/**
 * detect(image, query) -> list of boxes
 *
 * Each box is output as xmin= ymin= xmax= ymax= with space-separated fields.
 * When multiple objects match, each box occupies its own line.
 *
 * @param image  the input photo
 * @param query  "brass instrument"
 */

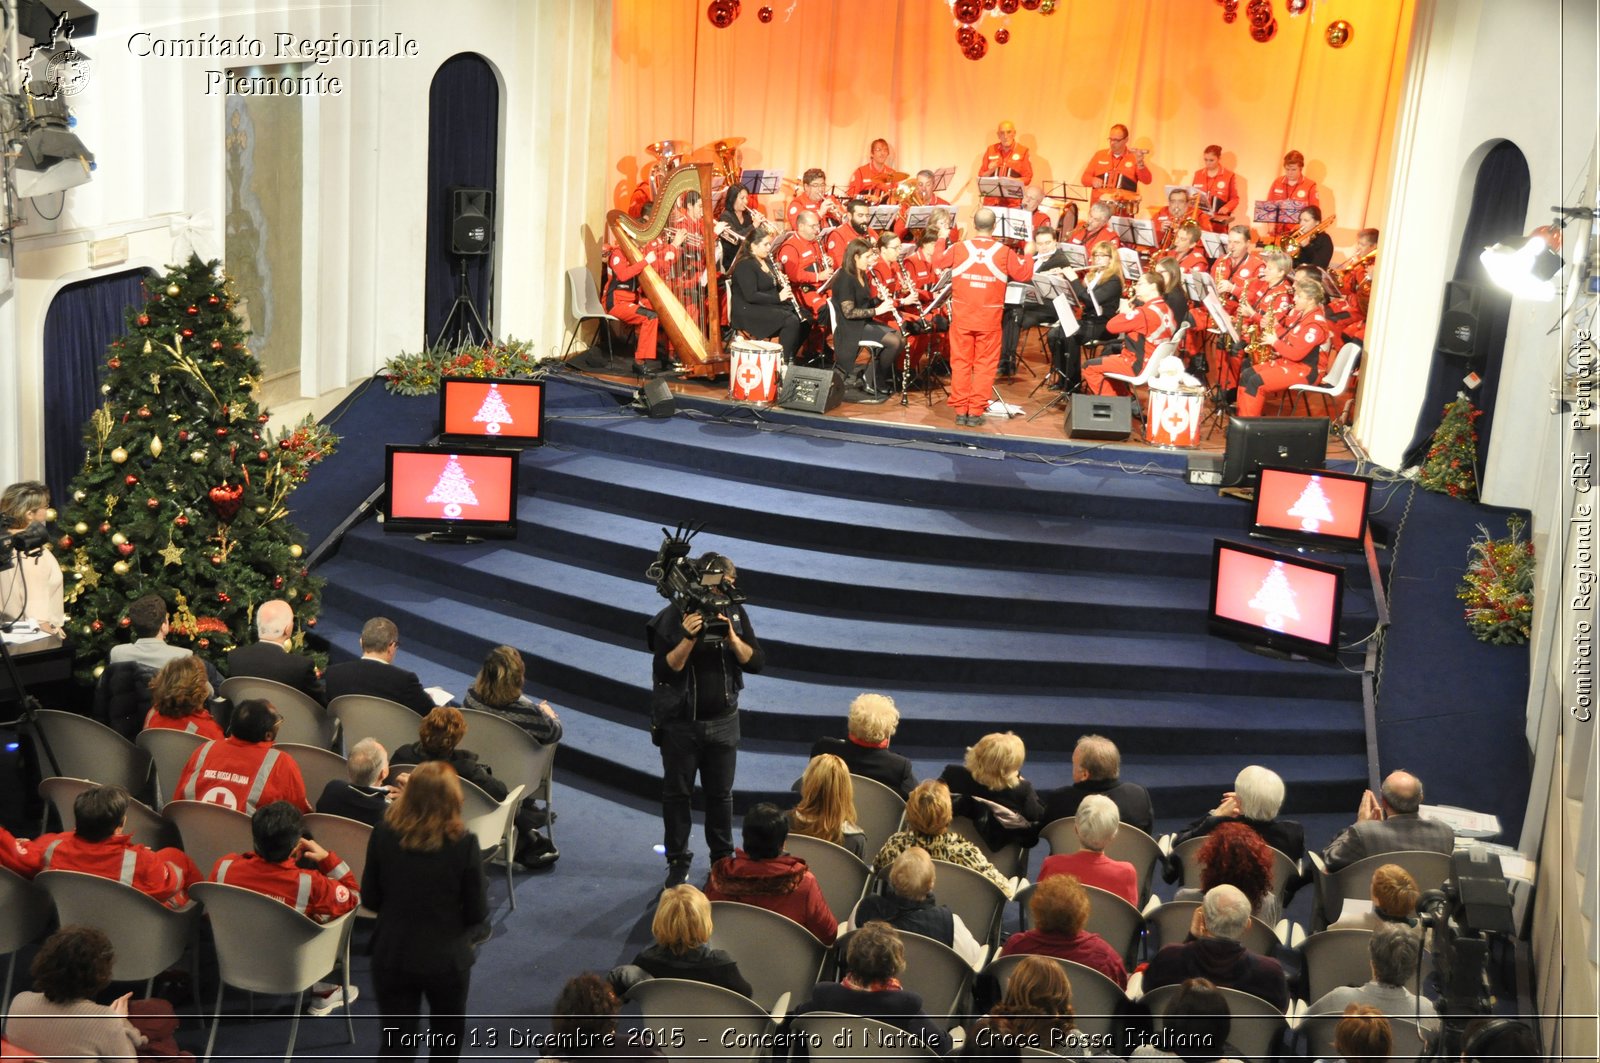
xmin=1249 ymin=307 xmax=1279 ymax=364
xmin=707 ymin=137 xmax=745 ymax=187
xmin=1282 ymin=213 xmax=1336 ymax=258
xmin=1328 ymin=246 xmax=1376 ymax=284
xmin=1154 ymin=207 xmax=1191 ymax=256
xmin=645 ymin=139 xmax=687 ymax=199
xmin=892 ymin=177 xmax=925 ymax=207
xmin=605 ymin=164 xmax=726 ymax=378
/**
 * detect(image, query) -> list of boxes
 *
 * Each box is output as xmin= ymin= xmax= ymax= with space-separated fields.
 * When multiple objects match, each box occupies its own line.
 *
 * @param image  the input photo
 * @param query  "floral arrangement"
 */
xmin=1458 ymin=514 xmax=1535 ymax=644
xmin=382 ymin=337 xmax=543 ymax=395
xmin=1418 ymin=393 xmax=1480 ymax=500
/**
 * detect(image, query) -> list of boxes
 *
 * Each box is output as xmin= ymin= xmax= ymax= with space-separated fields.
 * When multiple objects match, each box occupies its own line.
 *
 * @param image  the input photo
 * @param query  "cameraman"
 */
xmin=647 ymin=552 xmax=764 ymax=890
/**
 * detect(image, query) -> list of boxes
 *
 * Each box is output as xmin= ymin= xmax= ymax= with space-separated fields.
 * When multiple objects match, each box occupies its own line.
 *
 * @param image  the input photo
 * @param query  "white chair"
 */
xmin=1287 ymin=341 xmax=1361 ymax=417
xmin=626 ymin=977 xmax=785 ymax=1062
xmin=984 ymin=955 xmax=1127 ymax=1042
xmin=36 ymin=870 xmax=202 ymax=997
xmin=791 ymin=1011 xmax=942 ymax=1061
xmin=949 ymin=815 xmax=1028 ymax=880
xmin=849 ymin=775 xmax=906 ymax=860
xmin=895 ymin=931 xmax=972 ymax=1031
xmin=1040 ymin=817 xmax=1164 ymax=904
xmin=460 ymin=708 xmax=557 ymax=847
xmin=164 ymin=799 xmax=256 ymax=879
xmin=1144 ymin=900 xmax=1279 ymax=957
xmin=38 ymin=777 xmax=178 ymax=853
xmin=785 ymin=833 xmax=870 ymax=926
xmin=563 ymin=265 xmax=618 ymax=358
xmin=136 ymin=728 xmax=209 ymax=809
xmin=189 ymin=881 xmax=355 ymax=1062
xmin=220 ymin=676 xmax=336 ymax=749
xmin=276 ymin=743 xmax=351 ymax=808
xmin=1319 ymin=851 xmax=1454 ymax=928
xmin=1300 ymin=927 xmax=1432 ymax=1002
xmin=1171 ymin=836 xmax=1301 ymax=908
xmin=0 ymin=868 xmax=53 ymax=1021
xmin=301 ymin=813 xmax=375 ymax=917
xmin=465 ymin=782 xmax=526 ymax=910
xmin=327 ymin=695 xmax=422 ymax=758
xmin=1143 ymin=982 xmax=1289 ymax=1061
xmin=29 ymin=710 xmax=152 ymax=817
xmin=709 ymin=900 xmax=829 ymax=1017
xmin=1014 ymin=882 xmax=1146 ymax=967
xmin=929 ymin=858 xmax=1009 ymax=947
xmin=1101 ymin=338 xmax=1180 ymax=433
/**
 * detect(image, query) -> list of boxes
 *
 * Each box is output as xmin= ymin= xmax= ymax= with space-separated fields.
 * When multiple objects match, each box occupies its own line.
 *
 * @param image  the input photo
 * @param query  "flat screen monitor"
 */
xmin=1252 ymin=465 xmax=1372 ymax=551
xmin=1221 ymin=415 xmax=1330 ymax=488
xmin=383 ymin=444 xmax=519 ymax=540
xmin=439 ymin=376 xmax=545 ymax=445
xmin=1208 ymin=538 xmax=1345 ymax=661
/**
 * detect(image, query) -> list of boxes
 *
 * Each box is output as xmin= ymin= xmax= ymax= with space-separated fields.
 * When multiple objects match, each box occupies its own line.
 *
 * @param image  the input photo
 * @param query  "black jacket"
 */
xmin=227 ymin=641 xmax=325 ymax=705
xmin=391 ymin=744 xmax=507 ymax=802
xmin=315 ymin=780 xmax=389 ymax=827
xmin=1040 ymin=777 xmax=1155 ymax=836
xmin=324 ymin=657 xmax=438 ymax=716
xmin=631 ymin=943 xmax=753 ymax=999
xmin=362 ymin=823 xmax=488 ymax=975
xmin=810 ymin=737 xmax=917 ymax=799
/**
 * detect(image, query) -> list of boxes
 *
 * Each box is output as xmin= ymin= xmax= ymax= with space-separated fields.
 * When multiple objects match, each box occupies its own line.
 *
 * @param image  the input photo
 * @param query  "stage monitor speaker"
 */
xmin=1067 ymin=393 xmax=1132 ymax=440
xmin=777 ymin=365 xmax=844 ymax=413
xmin=450 ymin=188 xmax=493 ymax=256
xmin=1436 ymin=279 xmax=1481 ymax=357
xmin=640 ymin=379 xmax=676 ymax=418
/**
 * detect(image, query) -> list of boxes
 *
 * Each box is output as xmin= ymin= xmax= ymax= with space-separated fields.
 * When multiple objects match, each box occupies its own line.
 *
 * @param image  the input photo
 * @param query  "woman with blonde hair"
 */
xmin=811 ymin=692 xmax=916 ymax=797
xmin=874 ymin=779 xmax=1014 ymax=895
xmin=788 ymin=753 xmax=866 ymax=857
xmin=968 ymin=954 xmax=1096 ymax=1058
xmin=626 ymin=884 xmax=752 ymax=998
xmin=142 ymin=656 xmax=223 ymax=740
xmin=363 ymin=761 xmax=487 ymax=1060
xmin=0 ymin=480 xmax=63 ymax=635
xmin=939 ymin=731 xmax=1045 ymax=847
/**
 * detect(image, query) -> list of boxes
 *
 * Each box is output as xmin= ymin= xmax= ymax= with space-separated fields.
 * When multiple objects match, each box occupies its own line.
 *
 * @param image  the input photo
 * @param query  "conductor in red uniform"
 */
xmin=979 ymin=121 xmax=1033 ymax=207
xmin=932 ymin=207 xmax=1034 ymax=427
xmin=1081 ymin=125 xmax=1152 ymax=206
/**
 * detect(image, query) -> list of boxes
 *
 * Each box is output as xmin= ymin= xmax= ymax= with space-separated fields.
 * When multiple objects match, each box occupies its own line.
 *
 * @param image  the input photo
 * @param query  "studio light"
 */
xmin=10 ymin=93 xmax=95 ymax=198
xmin=1480 ymin=227 xmax=1565 ymax=302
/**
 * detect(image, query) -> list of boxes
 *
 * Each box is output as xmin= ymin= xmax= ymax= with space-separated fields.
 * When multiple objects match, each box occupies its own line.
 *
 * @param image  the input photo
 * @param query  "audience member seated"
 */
xmin=3 ymin=925 xmax=189 ymax=1062
xmin=1040 ymin=735 xmax=1155 ymax=836
xmin=1328 ymin=864 xmax=1421 ymax=932
xmin=97 ymin=593 xmax=223 ymax=738
xmin=794 ymin=921 xmax=951 ymax=1055
xmin=876 ymin=780 xmax=1015 ymax=897
xmin=938 ymin=731 xmax=1046 ymax=848
xmin=545 ymin=973 xmax=665 ymax=1063
xmin=811 ymin=693 xmax=917 ymax=798
xmin=316 ymin=737 xmax=400 ymax=827
xmin=1128 ymin=977 xmax=1238 ymax=1061
xmin=1142 ymin=885 xmax=1289 ymax=1011
xmin=1305 ymin=923 xmax=1438 ymax=1037
xmin=173 ymin=698 xmax=311 ymax=813
xmin=1459 ymin=1017 xmax=1540 ymax=1063
xmin=1321 ymin=771 xmax=1454 ymax=873
xmin=966 ymin=954 xmax=1099 ymax=1059
xmin=226 ymin=598 xmax=325 ymax=704
xmin=1171 ymin=765 xmax=1305 ymax=863
xmin=3 ymin=784 xmax=200 ymax=908
xmin=210 ymin=800 xmax=362 ymax=923
xmin=623 ymin=883 xmax=753 ymax=997
xmin=464 ymin=645 xmax=563 ymax=745
xmin=788 ymin=753 xmax=867 ymax=858
xmin=141 ymin=656 xmax=224 ymax=741
xmin=1326 ymin=1004 xmax=1392 ymax=1063
xmin=1000 ymin=874 xmax=1128 ymax=988
xmin=0 ymin=480 xmax=64 ymax=636
xmin=1173 ymin=822 xmax=1281 ymax=925
xmin=1037 ymin=794 xmax=1138 ymax=907
xmin=323 ymin=616 xmax=444 ymax=715
xmin=849 ymin=847 xmax=985 ymax=969
xmin=705 ymin=802 xmax=837 ymax=944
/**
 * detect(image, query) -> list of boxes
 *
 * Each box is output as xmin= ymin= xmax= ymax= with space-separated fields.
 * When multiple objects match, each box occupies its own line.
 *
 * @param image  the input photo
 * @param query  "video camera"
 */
xmin=1417 ymin=848 xmax=1517 ymax=1022
xmin=0 ymin=522 xmax=50 ymax=574
xmin=647 ymin=521 xmax=745 ymax=646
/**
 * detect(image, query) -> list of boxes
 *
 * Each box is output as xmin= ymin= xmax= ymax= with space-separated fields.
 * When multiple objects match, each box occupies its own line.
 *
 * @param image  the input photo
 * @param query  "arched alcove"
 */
xmin=423 ymin=53 xmax=502 ymax=348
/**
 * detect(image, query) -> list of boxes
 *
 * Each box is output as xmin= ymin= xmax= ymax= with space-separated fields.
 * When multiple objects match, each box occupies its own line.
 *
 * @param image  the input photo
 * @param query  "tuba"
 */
xmin=645 ymin=139 xmax=687 ymax=200
xmin=710 ymin=138 xmax=743 ymax=188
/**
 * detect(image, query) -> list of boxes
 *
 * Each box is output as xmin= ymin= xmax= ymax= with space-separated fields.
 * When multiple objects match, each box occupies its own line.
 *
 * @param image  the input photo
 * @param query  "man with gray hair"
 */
xmin=1322 ymin=770 xmax=1454 ymax=873
xmin=1306 ymin=922 xmax=1439 ymax=1036
xmin=1142 ymin=884 xmax=1289 ymax=1009
xmin=1040 ymin=734 xmax=1155 ymax=835
xmin=1036 ymin=793 xmax=1138 ymax=906
xmin=323 ymin=616 xmax=446 ymax=715
xmin=1172 ymin=764 xmax=1306 ymax=862
xmin=314 ymin=737 xmax=398 ymax=827
xmin=227 ymin=598 xmax=325 ymax=704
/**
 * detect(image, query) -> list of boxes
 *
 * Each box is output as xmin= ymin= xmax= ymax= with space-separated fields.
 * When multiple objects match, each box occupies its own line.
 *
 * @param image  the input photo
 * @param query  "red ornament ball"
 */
xmin=965 ymin=32 xmax=989 ymax=59
xmin=198 ymin=638 xmax=210 ymax=649
xmin=306 ymin=617 xmax=317 ymax=628
xmin=258 ymin=451 xmax=269 ymax=461
xmin=258 ymin=413 xmax=270 ymax=424
xmin=706 ymin=0 xmax=739 ymax=28
xmin=995 ymin=27 xmax=1010 ymax=43
xmin=1248 ymin=0 xmax=1272 ymax=27
xmin=186 ymin=305 xmax=199 ymax=316
xmin=210 ymin=554 xmax=224 ymax=566
xmin=58 ymin=535 xmax=73 ymax=550
xmin=758 ymin=5 xmax=772 ymax=21
xmin=982 ymin=0 xmax=997 ymax=9
xmin=108 ymin=357 xmax=121 ymax=370
xmin=1000 ymin=0 xmax=1020 ymax=12
xmin=953 ymin=0 xmax=982 ymax=23
xmin=211 ymin=340 xmax=223 ymax=351
xmin=218 ymin=592 xmax=230 ymax=604
xmin=215 ymin=427 xmax=229 ymax=438
xmin=1022 ymin=0 xmax=1040 ymax=8
xmin=178 ymin=430 xmax=190 ymax=442
xmin=91 ymin=619 xmax=103 ymax=633
xmin=137 ymin=314 xmax=149 ymax=327
xmin=1223 ymin=4 xmax=1237 ymax=21
xmin=958 ymin=25 xmax=976 ymax=45
xmin=175 ymin=514 xmax=189 ymax=527
xmin=118 ymin=616 xmax=130 ymax=627
xmin=303 ymin=592 xmax=314 ymax=602
xmin=181 ymin=328 xmax=194 ymax=338
xmin=137 ymin=406 xmax=151 ymax=418
xmin=208 ymin=295 xmax=220 ymax=306
xmin=117 ymin=542 xmax=135 ymax=557
xmin=124 ymin=475 xmax=138 ymax=486
xmin=273 ymin=576 xmax=284 ymax=589
xmin=146 ymin=497 xmax=159 ymax=509
xmin=1251 ymin=16 xmax=1277 ymax=40
xmin=98 ymin=522 xmax=111 ymax=534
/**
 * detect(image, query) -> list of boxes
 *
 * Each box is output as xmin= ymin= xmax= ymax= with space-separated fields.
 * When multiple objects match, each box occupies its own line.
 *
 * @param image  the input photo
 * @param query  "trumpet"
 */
xmin=1281 ymin=213 xmax=1336 ymax=258
xmin=1329 ymin=246 xmax=1376 ymax=283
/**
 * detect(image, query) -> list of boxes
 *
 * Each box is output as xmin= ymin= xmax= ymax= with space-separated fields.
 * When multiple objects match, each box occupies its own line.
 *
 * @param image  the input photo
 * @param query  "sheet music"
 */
xmin=868 ymin=204 xmax=900 ymax=231
xmin=1200 ymin=230 xmax=1230 ymax=259
xmin=1053 ymin=296 xmax=1080 ymax=337
xmin=1005 ymin=282 xmax=1029 ymax=307
xmin=1118 ymin=247 xmax=1144 ymax=281
xmin=932 ymin=166 xmax=956 ymax=192
xmin=905 ymin=205 xmax=945 ymax=230
xmin=990 ymin=207 xmax=1032 ymax=243
xmin=1204 ymin=290 xmax=1237 ymax=343
xmin=1110 ymin=216 xmax=1158 ymax=249
xmin=1184 ymin=271 xmax=1218 ymax=302
xmin=978 ymin=176 xmax=1025 ymax=201
xmin=1062 ymin=242 xmax=1088 ymax=268
xmin=1253 ymin=198 xmax=1306 ymax=225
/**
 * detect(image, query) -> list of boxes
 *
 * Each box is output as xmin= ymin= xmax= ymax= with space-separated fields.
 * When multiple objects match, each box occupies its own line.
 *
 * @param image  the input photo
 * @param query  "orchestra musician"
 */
xmin=668 ymin=191 xmax=711 ymax=324
xmin=788 ymin=168 xmax=845 ymax=231
xmin=1265 ymin=150 xmax=1320 ymax=237
xmin=1082 ymin=270 xmax=1178 ymax=397
xmin=1239 ymin=252 xmax=1296 ymax=329
xmin=1166 ymin=222 xmax=1214 ymax=370
xmin=832 ymin=237 xmax=904 ymax=401
xmin=932 ymin=207 xmax=1035 ymax=427
xmin=1194 ymin=145 xmax=1240 ymax=233
xmin=848 ymin=139 xmax=899 ymax=204
xmin=1212 ymin=223 xmax=1266 ymax=320
xmin=1021 ymin=186 xmax=1051 ymax=233
xmin=603 ymin=207 xmax=684 ymax=376
xmin=1154 ymin=188 xmax=1194 ymax=246
xmin=1332 ymin=227 xmax=1378 ymax=344
xmin=729 ymin=229 xmax=811 ymax=364
xmin=1045 ymin=239 xmax=1126 ymax=393
xmin=1152 ymin=257 xmax=1196 ymax=341
xmin=717 ymin=184 xmax=768 ymax=267
xmin=777 ymin=210 xmax=834 ymax=318
xmin=1287 ymin=204 xmax=1334 ymax=270
xmin=1065 ymin=200 xmax=1122 ymax=252
xmin=1171 ymin=222 xmax=1211 ymax=275
xmin=979 ymin=121 xmax=1033 ymax=207
xmin=1234 ymin=278 xmax=1334 ymax=417
xmin=894 ymin=169 xmax=953 ymax=240
xmin=905 ymin=229 xmax=951 ymax=372
xmin=825 ymin=199 xmax=874 ymax=270
xmin=1001 ymin=225 xmax=1072 ymax=379
xmin=1081 ymin=124 xmax=1152 ymax=206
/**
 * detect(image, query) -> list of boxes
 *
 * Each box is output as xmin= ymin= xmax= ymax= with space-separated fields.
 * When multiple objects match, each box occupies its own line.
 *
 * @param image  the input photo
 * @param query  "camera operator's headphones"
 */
xmin=1462 ymin=1017 xmax=1534 ymax=1061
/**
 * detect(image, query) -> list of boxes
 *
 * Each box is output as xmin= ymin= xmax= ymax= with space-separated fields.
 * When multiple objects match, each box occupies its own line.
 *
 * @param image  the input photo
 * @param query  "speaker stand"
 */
xmin=433 ymin=257 xmax=495 ymax=349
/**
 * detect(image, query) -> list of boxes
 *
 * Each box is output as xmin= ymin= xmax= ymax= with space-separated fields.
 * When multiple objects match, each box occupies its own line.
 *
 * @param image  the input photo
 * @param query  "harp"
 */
xmin=604 ymin=163 xmax=726 ymax=378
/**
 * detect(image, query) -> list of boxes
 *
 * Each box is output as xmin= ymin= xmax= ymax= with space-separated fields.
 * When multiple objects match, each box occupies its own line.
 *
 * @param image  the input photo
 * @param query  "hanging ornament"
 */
xmin=958 ymin=25 xmax=976 ymax=45
xmin=150 ymin=436 xmax=163 ymax=458
xmin=90 ymin=619 xmax=103 ymax=633
xmin=1222 ymin=3 xmax=1237 ymax=21
xmin=190 ymin=449 xmax=208 ymax=465
xmin=124 ymin=474 xmax=138 ymax=486
xmin=1022 ymin=0 xmax=1040 ymax=7
xmin=1247 ymin=0 xmax=1272 ymax=28
xmin=146 ymin=497 xmax=160 ymax=510
xmin=965 ymin=31 xmax=989 ymax=58
xmin=209 ymin=554 xmax=224 ymax=566
xmin=137 ymin=406 xmax=151 ymax=419
xmin=74 ymin=490 xmax=86 ymax=502
xmin=98 ymin=521 xmax=111 ymax=534
xmin=108 ymin=357 xmax=121 ymax=370
xmin=706 ymin=0 xmax=739 ymax=28
xmin=273 ymin=575 xmax=284 ymax=589
xmin=59 ymin=535 xmax=73 ymax=549
xmin=953 ymin=0 xmax=982 ymax=23
xmin=218 ymin=591 xmax=231 ymax=604
xmin=211 ymin=340 xmax=223 ymax=351
xmin=186 ymin=305 xmax=198 ymax=316
xmin=258 ymin=451 xmax=269 ymax=462
xmin=175 ymin=514 xmax=189 ymax=527
xmin=1325 ymin=19 xmax=1353 ymax=47
xmin=306 ymin=617 xmax=316 ymax=628
xmin=1251 ymin=16 xmax=1277 ymax=41
xmin=73 ymin=521 xmax=88 ymax=534
xmin=178 ymin=430 xmax=190 ymax=442
xmin=1039 ymin=0 xmax=1057 ymax=13
xmin=112 ymin=560 xmax=130 ymax=575
xmin=159 ymin=540 xmax=185 ymax=566
xmin=166 ymin=282 xmax=180 ymax=296
xmin=137 ymin=314 xmax=149 ymax=327
xmin=995 ymin=27 xmax=1010 ymax=43
xmin=208 ymin=295 xmax=220 ymax=306
xmin=215 ymin=427 xmax=229 ymax=438
xmin=117 ymin=542 xmax=135 ymax=557
xmin=289 ymin=544 xmax=304 ymax=559
xmin=111 ymin=447 xmax=128 ymax=464
xmin=999 ymin=0 xmax=1020 ymax=12
xmin=181 ymin=328 xmax=194 ymax=338
xmin=111 ymin=532 xmax=127 ymax=545
xmin=982 ymin=0 xmax=998 ymax=9
xmin=758 ymin=5 xmax=772 ymax=21
xmin=208 ymin=482 xmax=245 ymax=521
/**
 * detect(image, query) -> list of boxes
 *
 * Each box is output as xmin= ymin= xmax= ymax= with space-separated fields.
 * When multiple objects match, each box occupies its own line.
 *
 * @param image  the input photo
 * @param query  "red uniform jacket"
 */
xmin=210 ymin=849 xmax=361 ymax=923
xmin=1106 ymin=299 xmax=1179 ymax=367
xmin=1242 ymin=277 xmax=1294 ymax=322
xmin=1266 ymin=175 xmax=1320 ymax=234
xmin=902 ymin=251 xmax=940 ymax=303
xmin=1271 ymin=306 xmax=1333 ymax=374
xmin=174 ymin=737 xmax=311 ymax=814
xmin=787 ymin=193 xmax=842 ymax=230
xmin=0 ymin=826 xmax=32 ymax=877
xmin=1065 ymin=223 xmax=1122 ymax=253
xmin=142 ymin=709 xmax=224 ymax=742
xmin=823 ymin=225 xmax=868 ymax=271
xmin=777 ymin=236 xmax=831 ymax=311
xmin=1154 ymin=208 xmax=1198 ymax=243
xmin=931 ymin=236 xmax=1034 ymax=331
xmin=1178 ymin=246 xmax=1212 ymax=274
xmin=1212 ymin=251 xmax=1266 ymax=314
xmin=603 ymin=245 xmax=654 ymax=313
xmin=24 ymin=831 xmax=200 ymax=908
xmin=1081 ymin=150 xmax=1152 ymax=203
xmin=1030 ymin=209 xmax=1052 ymax=233
xmin=979 ymin=143 xmax=1033 ymax=205
xmin=847 ymin=163 xmax=897 ymax=203
xmin=1195 ymin=168 xmax=1240 ymax=231
xmin=893 ymin=194 xmax=952 ymax=239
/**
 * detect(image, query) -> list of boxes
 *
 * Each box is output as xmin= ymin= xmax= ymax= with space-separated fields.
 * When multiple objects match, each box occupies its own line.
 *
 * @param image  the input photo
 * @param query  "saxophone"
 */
xmin=1250 ymin=307 xmax=1278 ymax=364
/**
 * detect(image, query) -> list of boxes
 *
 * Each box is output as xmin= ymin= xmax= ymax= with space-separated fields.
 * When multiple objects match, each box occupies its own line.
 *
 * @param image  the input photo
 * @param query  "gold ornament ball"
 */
xmin=254 ymin=505 xmax=266 ymax=514
xmin=191 ymin=451 xmax=207 ymax=464
xmin=93 ymin=663 xmax=105 ymax=679
xmin=289 ymin=544 xmax=303 ymax=559
xmin=101 ymin=384 xmax=112 ymax=394
xmin=167 ymin=282 xmax=181 ymax=296
xmin=45 ymin=507 xmax=57 ymax=522
xmin=150 ymin=436 xmax=164 ymax=458
xmin=112 ymin=560 xmax=130 ymax=575
xmin=73 ymin=490 xmax=86 ymax=502
xmin=111 ymin=446 xmax=129 ymax=463
xmin=74 ymin=521 xmax=88 ymax=534
xmin=111 ymin=532 xmax=127 ymax=545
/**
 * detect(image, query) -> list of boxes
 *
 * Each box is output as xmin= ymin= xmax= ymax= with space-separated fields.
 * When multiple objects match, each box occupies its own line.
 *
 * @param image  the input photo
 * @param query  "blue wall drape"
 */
xmin=42 ymin=270 xmax=154 ymax=507
xmin=424 ymin=53 xmax=500 ymax=347
xmin=1403 ymin=141 xmax=1530 ymax=470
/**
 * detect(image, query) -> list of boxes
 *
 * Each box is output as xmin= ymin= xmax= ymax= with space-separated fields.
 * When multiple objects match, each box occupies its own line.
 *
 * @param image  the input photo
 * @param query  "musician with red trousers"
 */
xmin=604 ymin=208 xmax=684 ymax=375
xmin=1082 ymin=271 xmax=1178 ymax=397
xmin=932 ymin=208 xmax=1034 ymax=427
xmin=1235 ymin=279 xmax=1333 ymax=417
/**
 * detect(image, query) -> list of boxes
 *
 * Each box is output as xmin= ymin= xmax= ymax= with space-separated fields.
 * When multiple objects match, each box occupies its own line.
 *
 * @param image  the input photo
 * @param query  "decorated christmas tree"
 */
xmin=472 ymin=383 xmax=513 ymax=434
xmin=425 ymin=455 xmax=479 ymax=518
xmin=55 ymin=256 xmax=337 ymax=680
xmin=1418 ymin=393 xmax=1480 ymax=500
xmin=1287 ymin=476 xmax=1335 ymax=532
xmin=1247 ymin=561 xmax=1300 ymax=632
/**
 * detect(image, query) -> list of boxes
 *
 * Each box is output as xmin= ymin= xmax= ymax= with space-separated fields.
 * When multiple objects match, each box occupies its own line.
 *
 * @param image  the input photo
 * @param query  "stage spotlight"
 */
xmin=10 ymin=94 xmax=95 ymax=198
xmin=1480 ymin=229 xmax=1564 ymax=302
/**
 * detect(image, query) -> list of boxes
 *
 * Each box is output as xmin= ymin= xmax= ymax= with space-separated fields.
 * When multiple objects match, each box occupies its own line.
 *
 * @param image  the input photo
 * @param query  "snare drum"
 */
xmin=1147 ymin=383 xmax=1205 ymax=448
xmin=729 ymin=339 xmax=783 ymax=404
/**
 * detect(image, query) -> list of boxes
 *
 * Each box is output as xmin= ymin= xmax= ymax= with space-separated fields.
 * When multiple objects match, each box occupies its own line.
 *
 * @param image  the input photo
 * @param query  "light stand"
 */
xmin=432 ymin=256 xmax=494 ymax=349
xmin=0 ymin=528 xmax=64 ymax=780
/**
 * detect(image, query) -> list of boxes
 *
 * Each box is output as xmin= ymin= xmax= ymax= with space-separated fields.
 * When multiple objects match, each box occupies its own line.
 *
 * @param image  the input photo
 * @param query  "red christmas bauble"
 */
xmin=706 ymin=0 xmax=738 ymax=28
xmin=215 ymin=427 xmax=228 ymax=438
xmin=137 ymin=406 xmax=151 ymax=418
xmin=1022 ymin=0 xmax=1041 ymax=8
xmin=258 ymin=413 xmax=270 ymax=423
xmin=137 ymin=314 xmax=149 ymax=326
xmin=982 ymin=0 xmax=998 ymax=9
xmin=258 ymin=450 xmax=269 ymax=461
xmin=181 ymin=328 xmax=194 ymax=338
xmin=178 ymin=430 xmax=190 ymax=442
xmin=306 ymin=617 xmax=317 ymax=628
xmin=218 ymin=592 xmax=230 ymax=604
xmin=965 ymin=32 xmax=989 ymax=58
xmin=175 ymin=514 xmax=189 ymax=527
xmin=59 ymin=535 xmax=73 ymax=549
xmin=958 ymin=25 xmax=976 ymax=45
xmin=1248 ymin=0 xmax=1272 ymax=27
xmin=995 ymin=27 xmax=1011 ymax=43
xmin=146 ymin=497 xmax=159 ymax=509
xmin=117 ymin=542 xmax=135 ymax=557
xmin=124 ymin=475 xmax=138 ymax=486
xmin=1223 ymin=5 xmax=1237 ymax=21
xmin=208 ymin=295 xmax=220 ymax=306
xmin=273 ymin=576 xmax=284 ymax=589
xmin=999 ymin=0 xmax=1020 ymax=12
xmin=186 ymin=305 xmax=199 ymax=316
xmin=210 ymin=554 xmax=223 ymax=566
xmin=1251 ymin=16 xmax=1277 ymax=40
xmin=98 ymin=522 xmax=111 ymax=534
xmin=108 ymin=357 xmax=121 ymax=370
xmin=118 ymin=616 xmax=129 ymax=627
xmin=303 ymin=592 xmax=314 ymax=602
xmin=211 ymin=340 xmax=223 ymax=351
xmin=953 ymin=0 xmax=982 ymax=23
xmin=198 ymin=638 xmax=210 ymax=649
xmin=91 ymin=619 xmax=103 ymax=633
xmin=758 ymin=5 xmax=772 ymax=21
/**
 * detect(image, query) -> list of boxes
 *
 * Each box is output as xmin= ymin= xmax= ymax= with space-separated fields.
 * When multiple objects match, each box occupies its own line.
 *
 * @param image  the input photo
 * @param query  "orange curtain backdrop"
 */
xmin=607 ymin=0 xmax=1413 ymax=247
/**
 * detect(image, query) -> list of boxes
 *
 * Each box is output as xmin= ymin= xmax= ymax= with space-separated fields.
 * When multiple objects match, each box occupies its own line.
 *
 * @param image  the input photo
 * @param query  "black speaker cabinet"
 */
xmin=1436 ymin=279 xmax=1481 ymax=357
xmin=1067 ymin=393 xmax=1133 ymax=440
xmin=777 ymin=365 xmax=844 ymax=413
xmin=450 ymin=188 xmax=493 ymax=256
xmin=640 ymin=378 xmax=676 ymax=418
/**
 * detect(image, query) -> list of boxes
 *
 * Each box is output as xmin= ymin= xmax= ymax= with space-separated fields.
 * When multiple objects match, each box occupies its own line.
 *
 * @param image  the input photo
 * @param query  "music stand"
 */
xmin=1254 ymin=199 xmax=1306 ymax=231
xmin=931 ymin=167 xmax=956 ymax=193
xmin=741 ymin=170 xmax=783 ymax=196
xmin=1025 ymin=273 xmax=1078 ymax=410
xmin=868 ymin=204 xmax=901 ymax=232
xmin=1062 ymin=242 xmax=1089 ymax=268
xmin=1045 ymin=182 xmax=1091 ymax=207
xmin=1117 ymin=247 xmax=1145 ymax=282
xmin=829 ymin=183 xmax=853 ymax=201
xmin=991 ymin=207 xmax=1033 ymax=245
xmin=1200 ymin=230 xmax=1231 ymax=260
xmin=917 ymin=284 xmax=955 ymax=406
xmin=978 ymin=176 xmax=1025 ymax=203
xmin=1110 ymin=216 xmax=1157 ymax=253
xmin=905 ymin=205 xmax=949 ymax=234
